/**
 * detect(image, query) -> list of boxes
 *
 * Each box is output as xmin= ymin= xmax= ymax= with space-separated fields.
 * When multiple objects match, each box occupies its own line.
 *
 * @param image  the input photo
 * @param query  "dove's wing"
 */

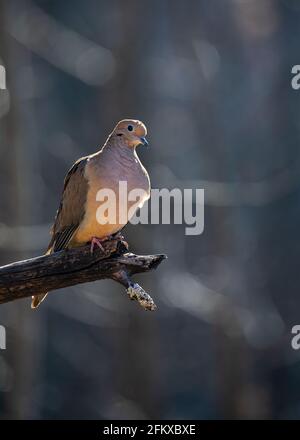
xmin=48 ymin=156 xmax=89 ymax=253
xmin=32 ymin=156 xmax=89 ymax=309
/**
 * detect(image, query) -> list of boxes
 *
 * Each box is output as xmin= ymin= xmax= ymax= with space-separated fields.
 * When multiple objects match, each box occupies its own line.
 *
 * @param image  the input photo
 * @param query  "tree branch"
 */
xmin=0 ymin=238 xmax=167 ymax=310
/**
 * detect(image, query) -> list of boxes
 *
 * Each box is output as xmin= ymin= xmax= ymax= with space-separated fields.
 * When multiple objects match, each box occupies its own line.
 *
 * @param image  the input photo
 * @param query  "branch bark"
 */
xmin=0 ymin=238 xmax=167 ymax=310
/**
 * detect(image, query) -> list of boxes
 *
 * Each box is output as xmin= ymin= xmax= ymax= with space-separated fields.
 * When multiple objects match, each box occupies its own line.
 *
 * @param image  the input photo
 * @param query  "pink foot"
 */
xmin=90 ymin=237 xmax=106 ymax=254
xmin=90 ymin=233 xmax=125 ymax=254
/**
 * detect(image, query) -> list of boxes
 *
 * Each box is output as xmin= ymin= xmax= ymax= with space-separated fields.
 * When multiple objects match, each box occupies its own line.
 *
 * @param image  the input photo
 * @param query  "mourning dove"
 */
xmin=31 ymin=119 xmax=150 ymax=308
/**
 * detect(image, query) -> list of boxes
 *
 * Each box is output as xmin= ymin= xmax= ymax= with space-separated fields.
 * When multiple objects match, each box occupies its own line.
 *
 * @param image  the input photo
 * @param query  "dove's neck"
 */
xmin=101 ymin=136 xmax=140 ymax=165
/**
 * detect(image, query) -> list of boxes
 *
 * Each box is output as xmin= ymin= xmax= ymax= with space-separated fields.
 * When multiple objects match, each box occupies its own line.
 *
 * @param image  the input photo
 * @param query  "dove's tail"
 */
xmin=31 ymin=247 xmax=52 ymax=309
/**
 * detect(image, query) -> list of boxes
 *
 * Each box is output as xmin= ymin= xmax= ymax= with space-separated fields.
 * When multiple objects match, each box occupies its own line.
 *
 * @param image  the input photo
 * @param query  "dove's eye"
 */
xmin=127 ymin=125 xmax=133 ymax=132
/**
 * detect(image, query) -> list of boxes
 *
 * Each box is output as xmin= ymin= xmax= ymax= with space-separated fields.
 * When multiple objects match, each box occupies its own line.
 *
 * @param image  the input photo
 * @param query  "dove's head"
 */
xmin=112 ymin=119 xmax=148 ymax=148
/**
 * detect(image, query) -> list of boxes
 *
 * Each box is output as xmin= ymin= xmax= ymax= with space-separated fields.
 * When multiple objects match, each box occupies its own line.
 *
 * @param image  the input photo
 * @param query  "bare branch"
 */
xmin=0 ymin=238 xmax=167 ymax=311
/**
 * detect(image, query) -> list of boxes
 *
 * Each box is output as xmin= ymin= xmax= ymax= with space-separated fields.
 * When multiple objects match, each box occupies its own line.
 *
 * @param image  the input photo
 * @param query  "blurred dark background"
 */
xmin=0 ymin=0 xmax=300 ymax=420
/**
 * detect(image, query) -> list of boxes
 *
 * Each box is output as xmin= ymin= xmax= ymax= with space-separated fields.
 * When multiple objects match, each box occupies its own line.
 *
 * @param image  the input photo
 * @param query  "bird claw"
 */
xmin=90 ymin=237 xmax=105 ymax=254
xmin=90 ymin=233 xmax=126 ymax=254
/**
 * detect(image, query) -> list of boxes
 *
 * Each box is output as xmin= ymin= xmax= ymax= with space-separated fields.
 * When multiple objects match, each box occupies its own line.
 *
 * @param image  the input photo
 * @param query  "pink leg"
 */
xmin=90 ymin=237 xmax=106 ymax=254
xmin=90 ymin=233 xmax=125 ymax=254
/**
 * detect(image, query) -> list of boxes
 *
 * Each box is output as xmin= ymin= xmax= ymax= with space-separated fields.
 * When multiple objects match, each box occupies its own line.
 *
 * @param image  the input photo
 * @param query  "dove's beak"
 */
xmin=140 ymin=137 xmax=149 ymax=148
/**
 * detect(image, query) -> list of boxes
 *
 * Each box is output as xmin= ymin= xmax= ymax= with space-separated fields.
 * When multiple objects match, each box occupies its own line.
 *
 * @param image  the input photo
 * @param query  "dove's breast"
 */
xmin=73 ymin=151 xmax=150 ymax=243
